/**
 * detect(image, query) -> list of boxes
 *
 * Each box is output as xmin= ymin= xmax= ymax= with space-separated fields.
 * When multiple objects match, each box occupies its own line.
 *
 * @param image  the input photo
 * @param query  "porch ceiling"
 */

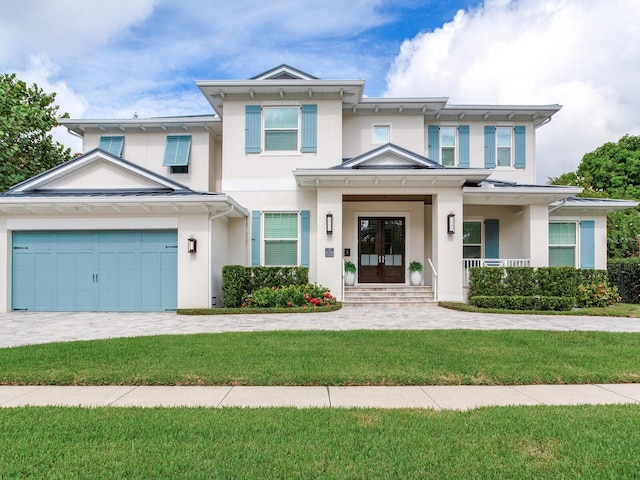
xmin=344 ymin=194 xmax=432 ymax=204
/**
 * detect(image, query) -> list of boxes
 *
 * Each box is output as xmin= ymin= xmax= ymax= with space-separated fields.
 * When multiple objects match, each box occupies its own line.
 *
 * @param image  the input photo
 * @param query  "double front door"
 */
xmin=358 ymin=217 xmax=405 ymax=283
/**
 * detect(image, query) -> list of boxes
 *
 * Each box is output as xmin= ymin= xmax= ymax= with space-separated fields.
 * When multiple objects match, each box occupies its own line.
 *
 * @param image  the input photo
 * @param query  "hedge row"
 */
xmin=221 ymin=266 xmax=309 ymax=308
xmin=469 ymin=295 xmax=575 ymax=311
xmin=608 ymin=258 xmax=640 ymax=304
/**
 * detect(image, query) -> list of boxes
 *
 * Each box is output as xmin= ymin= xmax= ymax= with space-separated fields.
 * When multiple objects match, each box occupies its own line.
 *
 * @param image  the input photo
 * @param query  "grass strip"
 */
xmin=439 ymin=301 xmax=640 ymax=317
xmin=1 ymin=330 xmax=640 ymax=385
xmin=1 ymin=405 xmax=639 ymax=479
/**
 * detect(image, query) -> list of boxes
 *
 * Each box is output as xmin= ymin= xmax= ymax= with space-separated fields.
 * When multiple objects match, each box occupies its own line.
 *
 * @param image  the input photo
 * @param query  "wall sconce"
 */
xmin=187 ymin=235 xmax=197 ymax=253
xmin=326 ymin=212 xmax=334 ymax=235
xmin=447 ymin=213 xmax=455 ymax=234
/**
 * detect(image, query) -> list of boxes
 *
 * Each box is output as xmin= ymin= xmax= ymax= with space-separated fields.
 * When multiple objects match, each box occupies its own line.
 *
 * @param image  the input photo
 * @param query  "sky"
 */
xmin=1 ymin=0 xmax=639 ymax=183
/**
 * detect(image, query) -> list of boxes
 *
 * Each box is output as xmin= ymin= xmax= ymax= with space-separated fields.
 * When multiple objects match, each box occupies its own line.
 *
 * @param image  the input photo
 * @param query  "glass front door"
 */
xmin=358 ymin=217 xmax=405 ymax=283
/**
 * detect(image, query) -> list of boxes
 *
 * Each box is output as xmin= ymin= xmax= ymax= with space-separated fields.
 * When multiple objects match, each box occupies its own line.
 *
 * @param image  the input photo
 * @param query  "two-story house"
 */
xmin=0 ymin=65 xmax=635 ymax=312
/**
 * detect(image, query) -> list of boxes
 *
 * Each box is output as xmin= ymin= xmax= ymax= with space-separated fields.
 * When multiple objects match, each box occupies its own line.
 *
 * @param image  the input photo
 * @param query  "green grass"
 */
xmin=1 ymin=405 xmax=639 ymax=478
xmin=2 ymin=330 xmax=640 ymax=385
xmin=440 ymin=301 xmax=640 ymax=317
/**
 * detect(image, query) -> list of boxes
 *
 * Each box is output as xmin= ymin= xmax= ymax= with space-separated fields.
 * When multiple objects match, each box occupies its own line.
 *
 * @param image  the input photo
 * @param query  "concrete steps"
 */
xmin=343 ymin=285 xmax=436 ymax=307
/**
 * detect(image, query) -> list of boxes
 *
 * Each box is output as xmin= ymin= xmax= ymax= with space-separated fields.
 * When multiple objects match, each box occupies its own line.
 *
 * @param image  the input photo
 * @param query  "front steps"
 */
xmin=342 ymin=285 xmax=436 ymax=307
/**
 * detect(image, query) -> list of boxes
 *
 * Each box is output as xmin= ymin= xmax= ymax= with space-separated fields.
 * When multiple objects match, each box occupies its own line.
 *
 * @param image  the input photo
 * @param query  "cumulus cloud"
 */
xmin=385 ymin=0 xmax=640 ymax=182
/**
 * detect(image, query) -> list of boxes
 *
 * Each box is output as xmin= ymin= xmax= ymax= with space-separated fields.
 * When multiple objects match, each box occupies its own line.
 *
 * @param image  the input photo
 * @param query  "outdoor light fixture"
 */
xmin=447 ymin=213 xmax=455 ymax=234
xmin=326 ymin=212 xmax=334 ymax=235
xmin=187 ymin=236 xmax=197 ymax=253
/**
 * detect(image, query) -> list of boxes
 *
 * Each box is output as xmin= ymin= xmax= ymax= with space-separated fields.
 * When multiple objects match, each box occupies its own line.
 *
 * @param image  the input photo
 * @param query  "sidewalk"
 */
xmin=2 ymin=384 xmax=640 ymax=410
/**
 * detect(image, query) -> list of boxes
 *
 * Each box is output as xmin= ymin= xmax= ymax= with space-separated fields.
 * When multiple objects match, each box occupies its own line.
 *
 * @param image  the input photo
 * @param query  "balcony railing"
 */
xmin=463 ymin=258 xmax=531 ymax=285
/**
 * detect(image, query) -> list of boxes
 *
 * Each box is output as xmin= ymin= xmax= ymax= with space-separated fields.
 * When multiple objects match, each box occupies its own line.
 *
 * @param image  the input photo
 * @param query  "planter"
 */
xmin=344 ymin=271 xmax=356 ymax=286
xmin=410 ymin=270 xmax=422 ymax=286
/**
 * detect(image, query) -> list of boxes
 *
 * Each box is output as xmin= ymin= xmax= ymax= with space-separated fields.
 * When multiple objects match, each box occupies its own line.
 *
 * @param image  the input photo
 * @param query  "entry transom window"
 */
xmin=373 ymin=125 xmax=390 ymax=144
xmin=549 ymin=222 xmax=576 ymax=266
xmin=496 ymin=127 xmax=512 ymax=167
xmin=463 ymin=221 xmax=482 ymax=258
xmin=440 ymin=127 xmax=456 ymax=166
xmin=264 ymin=212 xmax=299 ymax=265
xmin=264 ymin=107 xmax=299 ymax=151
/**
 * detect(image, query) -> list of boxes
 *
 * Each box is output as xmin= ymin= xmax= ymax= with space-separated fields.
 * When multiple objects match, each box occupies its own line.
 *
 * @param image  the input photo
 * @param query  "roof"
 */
xmin=335 ymin=143 xmax=444 ymax=170
xmin=59 ymin=115 xmax=220 ymax=137
xmin=549 ymin=197 xmax=639 ymax=215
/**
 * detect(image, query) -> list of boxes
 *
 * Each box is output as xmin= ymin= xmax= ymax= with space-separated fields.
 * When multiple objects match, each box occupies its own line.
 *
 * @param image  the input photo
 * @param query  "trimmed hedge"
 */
xmin=608 ymin=258 xmax=640 ymax=304
xmin=221 ymin=266 xmax=309 ymax=308
xmin=469 ymin=295 xmax=575 ymax=311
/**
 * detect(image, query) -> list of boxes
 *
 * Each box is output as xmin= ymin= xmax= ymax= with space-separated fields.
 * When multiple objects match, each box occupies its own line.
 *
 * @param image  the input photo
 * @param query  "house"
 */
xmin=0 ymin=65 xmax=635 ymax=312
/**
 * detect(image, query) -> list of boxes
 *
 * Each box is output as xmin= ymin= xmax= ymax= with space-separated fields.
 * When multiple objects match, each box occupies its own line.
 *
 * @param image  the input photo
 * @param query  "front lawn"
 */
xmin=440 ymin=301 xmax=640 ymax=317
xmin=2 ymin=330 xmax=640 ymax=385
xmin=1 ymin=405 xmax=639 ymax=478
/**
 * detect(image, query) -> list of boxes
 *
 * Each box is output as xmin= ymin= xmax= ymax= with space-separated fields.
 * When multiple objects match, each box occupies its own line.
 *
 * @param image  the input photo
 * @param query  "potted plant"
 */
xmin=409 ymin=261 xmax=423 ymax=286
xmin=344 ymin=261 xmax=356 ymax=286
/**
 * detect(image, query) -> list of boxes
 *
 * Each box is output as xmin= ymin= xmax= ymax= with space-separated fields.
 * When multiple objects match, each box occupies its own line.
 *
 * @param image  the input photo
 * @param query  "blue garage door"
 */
xmin=12 ymin=230 xmax=177 ymax=312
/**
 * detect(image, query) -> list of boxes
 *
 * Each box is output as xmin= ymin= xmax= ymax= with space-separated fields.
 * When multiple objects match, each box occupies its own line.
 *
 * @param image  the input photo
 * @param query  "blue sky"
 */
xmin=1 ymin=0 xmax=638 ymax=182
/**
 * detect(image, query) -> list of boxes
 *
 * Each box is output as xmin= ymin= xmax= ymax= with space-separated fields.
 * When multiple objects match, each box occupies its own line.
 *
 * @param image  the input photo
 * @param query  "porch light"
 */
xmin=187 ymin=236 xmax=197 ymax=253
xmin=447 ymin=213 xmax=455 ymax=234
xmin=326 ymin=212 xmax=334 ymax=235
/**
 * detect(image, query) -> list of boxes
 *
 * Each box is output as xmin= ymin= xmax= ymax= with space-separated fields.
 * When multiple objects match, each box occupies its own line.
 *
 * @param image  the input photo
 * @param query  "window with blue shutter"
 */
xmin=251 ymin=211 xmax=261 ymax=266
xmin=514 ymin=125 xmax=526 ymax=169
xmin=484 ymin=219 xmax=499 ymax=259
xmin=458 ymin=125 xmax=470 ymax=167
xmin=580 ymin=220 xmax=595 ymax=269
xmin=301 ymin=105 xmax=317 ymax=153
xmin=245 ymin=105 xmax=262 ymax=154
xmin=428 ymin=125 xmax=440 ymax=162
xmin=300 ymin=210 xmax=310 ymax=267
xmin=484 ymin=126 xmax=496 ymax=168
xmin=162 ymin=136 xmax=191 ymax=167
xmin=99 ymin=136 xmax=124 ymax=157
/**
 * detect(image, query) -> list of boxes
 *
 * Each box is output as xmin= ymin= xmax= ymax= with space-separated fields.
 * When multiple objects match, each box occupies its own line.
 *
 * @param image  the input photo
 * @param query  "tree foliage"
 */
xmin=549 ymin=135 xmax=640 ymax=259
xmin=0 ymin=73 xmax=71 ymax=192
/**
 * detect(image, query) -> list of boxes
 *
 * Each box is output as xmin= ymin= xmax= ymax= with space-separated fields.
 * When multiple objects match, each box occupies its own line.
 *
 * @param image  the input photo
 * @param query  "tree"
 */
xmin=0 ymin=73 xmax=72 ymax=192
xmin=549 ymin=135 xmax=640 ymax=259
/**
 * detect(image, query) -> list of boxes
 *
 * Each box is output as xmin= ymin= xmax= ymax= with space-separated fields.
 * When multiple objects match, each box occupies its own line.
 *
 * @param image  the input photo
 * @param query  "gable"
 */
xmin=336 ymin=144 xmax=443 ymax=170
xmin=250 ymin=65 xmax=318 ymax=81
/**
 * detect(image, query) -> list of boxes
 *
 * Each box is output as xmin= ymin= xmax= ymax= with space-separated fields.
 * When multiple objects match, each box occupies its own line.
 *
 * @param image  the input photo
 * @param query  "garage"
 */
xmin=12 ymin=230 xmax=177 ymax=312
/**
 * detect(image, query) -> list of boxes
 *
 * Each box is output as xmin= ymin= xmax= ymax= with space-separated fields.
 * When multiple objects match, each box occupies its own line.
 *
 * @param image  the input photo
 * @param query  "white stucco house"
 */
xmin=0 ymin=65 xmax=635 ymax=312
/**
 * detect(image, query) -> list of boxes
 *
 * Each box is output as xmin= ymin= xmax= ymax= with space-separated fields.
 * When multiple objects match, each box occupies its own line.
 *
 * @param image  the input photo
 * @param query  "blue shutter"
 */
xmin=428 ymin=125 xmax=440 ymax=163
xmin=251 ymin=211 xmax=261 ymax=266
xmin=580 ymin=220 xmax=595 ymax=269
xmin=458 ymin=125 xmax=470 ymax=167
xmin=485 ymin=219 xmax=499 ymax=259
xmin=484 ymin=126 xmax=496 ymax=168
xmin=514 ymin=126 xmax=526 ymax=169
xmin=99 ymin=136 xmax=124 ymax=157
xmin=245 ymin=105 xmax=262 ymax=154
xmin=301 ymin=105 xmax=317 ymax=153
xmin=162 ymin=136 xmax=191 ymax=166
xmin=300 ymin=210 xmax=310 ymax=267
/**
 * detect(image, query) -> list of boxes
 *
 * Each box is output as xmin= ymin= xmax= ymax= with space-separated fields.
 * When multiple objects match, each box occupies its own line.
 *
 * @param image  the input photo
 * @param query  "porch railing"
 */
xmin=427 ymin=258 xmax=438 ymax=301
xmin=463 ymin=258 xmax=530 ymax=285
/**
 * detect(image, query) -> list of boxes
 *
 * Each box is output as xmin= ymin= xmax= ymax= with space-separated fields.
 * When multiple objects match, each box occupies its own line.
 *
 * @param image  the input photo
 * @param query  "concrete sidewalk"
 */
xmin=2 ymin=384 xmax=640 ymax=410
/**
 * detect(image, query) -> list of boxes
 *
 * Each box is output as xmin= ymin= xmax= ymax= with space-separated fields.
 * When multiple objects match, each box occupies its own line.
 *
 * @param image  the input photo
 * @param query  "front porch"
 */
xmin=463 ymin=258 xmax=531 ymax=286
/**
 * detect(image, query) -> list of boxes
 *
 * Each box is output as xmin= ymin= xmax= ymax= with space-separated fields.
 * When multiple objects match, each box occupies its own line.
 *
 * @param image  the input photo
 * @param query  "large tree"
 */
xmin=0 ymin=73 xmax=72 ymax=192
xmin=550 ymin=135 xmax=640 ymax=259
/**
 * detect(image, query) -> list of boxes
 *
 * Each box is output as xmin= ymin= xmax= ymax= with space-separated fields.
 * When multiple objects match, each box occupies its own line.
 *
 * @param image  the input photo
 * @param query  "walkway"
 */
xmin=2 ymin=305 xmax=640 ymax=349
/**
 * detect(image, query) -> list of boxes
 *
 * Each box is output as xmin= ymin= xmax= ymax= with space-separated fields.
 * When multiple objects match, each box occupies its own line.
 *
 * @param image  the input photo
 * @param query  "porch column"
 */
xmin=432 ymin=189 xmax=464 ymax=301
xmin=524 ymin=204 xmax=549 ymax=267
xmin=316 ymin=188 xmax=343 ymax=300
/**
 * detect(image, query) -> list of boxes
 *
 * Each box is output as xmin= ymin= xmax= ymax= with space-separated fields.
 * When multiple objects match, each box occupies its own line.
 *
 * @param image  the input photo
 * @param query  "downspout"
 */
xmin=548 ymin=198 xmax=567 ymax=214
xmin=209 ymin=205 xmax=234 ymax=307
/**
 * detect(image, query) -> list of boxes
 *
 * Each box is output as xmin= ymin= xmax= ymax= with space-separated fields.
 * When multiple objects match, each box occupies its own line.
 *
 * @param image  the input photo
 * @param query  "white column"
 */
xmin=524 ymin=204 xmax=549 ymax=267
xmin=316 ymin=188 xmax=343 ymax=299
xmin=432 ymin=189 xmax=464 ymax=301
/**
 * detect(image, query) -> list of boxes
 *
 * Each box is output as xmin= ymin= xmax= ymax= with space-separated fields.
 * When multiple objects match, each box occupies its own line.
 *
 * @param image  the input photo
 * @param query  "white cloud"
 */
xmin=385 ymin=0 xmax=640 ymax=183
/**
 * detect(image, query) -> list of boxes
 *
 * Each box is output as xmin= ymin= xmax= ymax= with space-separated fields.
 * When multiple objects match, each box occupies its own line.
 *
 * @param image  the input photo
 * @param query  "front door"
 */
xmin=358 ymin=217 xmax=405 ymax=283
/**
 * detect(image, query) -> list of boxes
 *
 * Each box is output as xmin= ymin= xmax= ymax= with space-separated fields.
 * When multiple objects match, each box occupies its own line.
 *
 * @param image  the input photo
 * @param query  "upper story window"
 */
xmin=496 ymin=127 xmax=513 ymax=167
xmin=484 ymin=126 xmax=526 ymax=169
xmin=440 ymin=127 xmax=456 ymax=166
xmin=373 ymin=125 xmax=390 ymax=144
xmin=427 ymin=125 xmax=469 ymax=167
xmin=245 ymin=104 xmax=317 ymax=154
xmin=162 ymin=135 xmax=192 ymax=174
xmin=99 ymin=136 xmax=124 ymax=158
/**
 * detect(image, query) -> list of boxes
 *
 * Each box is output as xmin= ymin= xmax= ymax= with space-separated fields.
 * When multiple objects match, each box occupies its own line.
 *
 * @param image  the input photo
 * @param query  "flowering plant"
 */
xmin=576 ymin=282 xmax=621 ymax=308
xmin=242 ymin=284 xmax=336 ymax=308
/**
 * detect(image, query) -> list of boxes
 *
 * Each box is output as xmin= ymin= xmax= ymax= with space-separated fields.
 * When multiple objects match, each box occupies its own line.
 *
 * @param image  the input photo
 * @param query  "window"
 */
xmin=162 ymin=135 xmax=191 ymax=172
xmin=264 ymin=213 xmax=299 ymax=265
xmin=373 ymin=125 xmax=390 ymax=144
xmin=99 ymin=136 xmax=124 ymax=157
xmin=246 ymin=105 xmax=317 ymax=154
xmin=549 ymin=222 xmax=576 ymax=266
xmin=463 ymin=221 xmax=482 ymax=258
xmin=440 ymin=127 xmax=456 ymax=166
xmin=496 ymin=127 xmax=512 ymax=166
xmin=264 ymin=107 xmax=298 ymax=151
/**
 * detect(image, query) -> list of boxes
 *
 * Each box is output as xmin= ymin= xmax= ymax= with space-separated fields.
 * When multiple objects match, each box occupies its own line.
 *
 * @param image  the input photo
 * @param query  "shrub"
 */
xmin=535 ymin=267 xmax=577 ymax=297
xmin=468 ymin=267 xmax=505 ymax=297
xmin=222 ymin=266 xmax=309 ymax=307
xmin=608 ymin=258 xmax=640 ymax=304
xmin=243 ymin=284 xmax=336 ymax=309
xmin=504 ymin=267 xmax=537 ymax=296
xmin=576 ymin=283 xmax=621 ymax=308
xmin=469 ymin=296 xmax=574 ymax=311
xmin=221 ymin=265 xmax=250 ymax=308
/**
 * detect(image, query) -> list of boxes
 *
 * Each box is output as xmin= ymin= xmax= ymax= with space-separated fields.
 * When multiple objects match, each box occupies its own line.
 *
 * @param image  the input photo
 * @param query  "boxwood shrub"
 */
xmin=222 ymin=266 xmax=309 ymax=307
xmin=469 ymin=295 xmax=574 ymax=311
